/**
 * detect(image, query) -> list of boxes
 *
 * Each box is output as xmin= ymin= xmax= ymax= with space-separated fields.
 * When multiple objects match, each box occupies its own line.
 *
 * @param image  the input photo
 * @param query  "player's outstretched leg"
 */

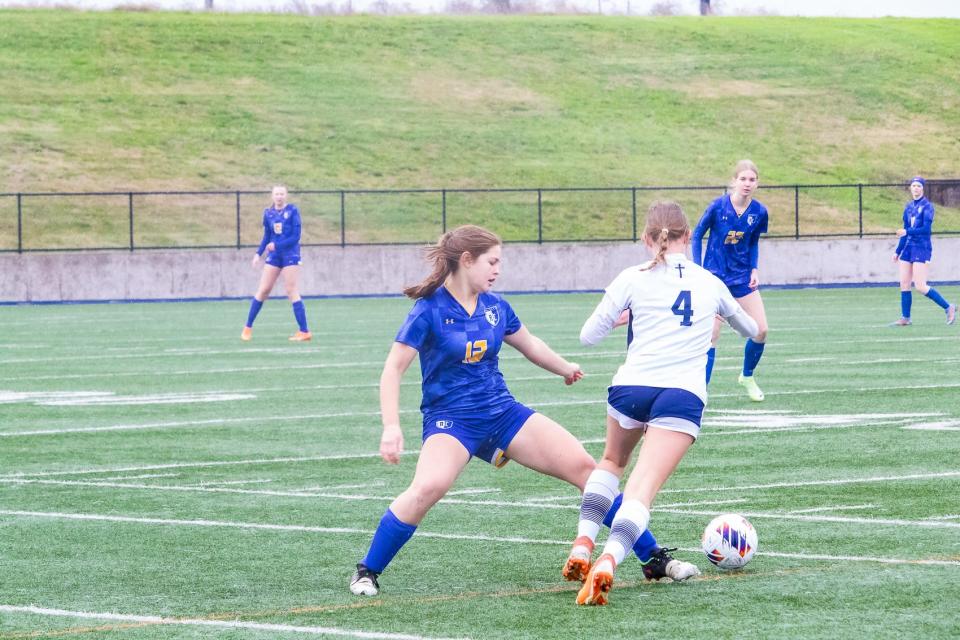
xmin=948 ymin=303 xmax=958 ymax=326
xmin=242 ymin=298 xmax=264 ymax=341
xmin=564 ymin=469 xmax=619 ymax=582
xmin=576 ymin=553 xmax=616 ymax=606
xmin=738 ymin=339 xmax=765 ymax=402
xmin=641 ymin=546 xmax=701 ymax=582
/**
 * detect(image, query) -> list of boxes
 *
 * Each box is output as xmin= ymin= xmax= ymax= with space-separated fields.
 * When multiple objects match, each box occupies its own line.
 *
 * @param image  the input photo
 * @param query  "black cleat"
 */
xmin=641 ymin=547 xmax=701 ymax=581
xmin=349 ymin=563 xmax=381 ymax=596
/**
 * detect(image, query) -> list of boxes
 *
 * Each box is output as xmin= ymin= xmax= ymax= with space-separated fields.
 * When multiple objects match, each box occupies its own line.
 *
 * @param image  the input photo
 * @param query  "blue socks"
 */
xmin=603 ymin=493 xmax=659 ymax=563
xmin=362 ymin=509 xmax=417 ymax=574
xmin=925 ymin=288 xmax=950 ymax=310
xmin=705 ymin=347 xmax=716 ymax=384
xmin=245 ymin=298 xmax=263 ymax=328
xmin=292 ymin=300 xmax=309 ymax=332
xmin=901 ymin=291 xmax=912 ymax=318
xmin=743 ymin=339 xmax=765 ymax=377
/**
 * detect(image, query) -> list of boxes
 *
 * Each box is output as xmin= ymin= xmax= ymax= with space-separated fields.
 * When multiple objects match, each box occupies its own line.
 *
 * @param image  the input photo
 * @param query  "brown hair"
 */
xmin=732 ymin=159 xmax=759 ymax=181
xmin=639 ymin=201 xmax=690 ymax=271
xmin=403 ymin=225 xmax=502 ymax=299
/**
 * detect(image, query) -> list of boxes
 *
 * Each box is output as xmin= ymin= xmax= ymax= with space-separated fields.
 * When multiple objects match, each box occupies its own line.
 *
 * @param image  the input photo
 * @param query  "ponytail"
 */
xmin=638 ymin=202 xmax=690 ymax=271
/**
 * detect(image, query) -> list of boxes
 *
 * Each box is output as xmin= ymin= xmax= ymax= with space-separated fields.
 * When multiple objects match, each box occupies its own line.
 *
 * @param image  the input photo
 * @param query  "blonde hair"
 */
xmin=404 ymin=225 xmax=502 ymax=299
xmin=639 ymin=201 xmax=690 ymax=271
xmin=732 ymin=159 xmax=759 ymax=181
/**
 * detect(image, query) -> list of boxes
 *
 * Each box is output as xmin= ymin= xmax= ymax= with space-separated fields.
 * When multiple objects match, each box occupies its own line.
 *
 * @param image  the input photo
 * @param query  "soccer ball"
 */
xmin=701 ymin=514 xmax=758 ymax=570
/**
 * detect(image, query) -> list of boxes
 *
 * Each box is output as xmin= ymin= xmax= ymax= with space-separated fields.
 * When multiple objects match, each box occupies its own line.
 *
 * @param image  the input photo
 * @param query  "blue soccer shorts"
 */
xmin=264 ymin=252 xmax=302 ymax=268
xmin=423 ymin=401 xmax=535 ymax=468
xmin=607 ymin=385 xmax=705 ymax=440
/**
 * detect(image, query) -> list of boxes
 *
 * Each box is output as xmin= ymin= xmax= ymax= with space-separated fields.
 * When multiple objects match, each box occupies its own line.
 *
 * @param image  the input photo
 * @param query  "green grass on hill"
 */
xmin=1 ymin=12 xmax=958 ymax=247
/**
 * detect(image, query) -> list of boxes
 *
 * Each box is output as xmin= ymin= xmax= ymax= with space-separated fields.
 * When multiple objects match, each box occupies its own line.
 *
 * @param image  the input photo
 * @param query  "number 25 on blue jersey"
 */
xmin=672 ymin=290 xmax=693 ymax=326
xmin=463 ymin=340 xmax=488 ymax=363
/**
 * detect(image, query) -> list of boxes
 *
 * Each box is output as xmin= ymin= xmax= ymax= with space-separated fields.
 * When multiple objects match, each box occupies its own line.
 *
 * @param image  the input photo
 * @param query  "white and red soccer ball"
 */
xmin=701 ymin=514 xmax=758 ymax=570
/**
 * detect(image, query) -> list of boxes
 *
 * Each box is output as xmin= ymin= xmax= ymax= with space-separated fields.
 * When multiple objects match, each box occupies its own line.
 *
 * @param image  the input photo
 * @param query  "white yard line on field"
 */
xmin=0 ymin=605 xmax=466 ymax=640
xmin=786 ymin=504 xmax=876 ymax=514
xmin=0 ymin=452 xmax=413 ymax=480
xmin=659 ymin=507 xmax=960 ymax=529
xmin=1 ymin=510 xmax=958 ymax=568
xmin=657 ymin=470 xmax=960 ymax=494
xmin=100 ymin=473 xmax=181 ymax=481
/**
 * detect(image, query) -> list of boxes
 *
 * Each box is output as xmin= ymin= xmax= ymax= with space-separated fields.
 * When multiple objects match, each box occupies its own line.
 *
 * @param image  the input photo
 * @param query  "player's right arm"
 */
xmin=379 ymin=342 xmax=418 ymax=464
xmin=580 ymin=270 xmax=631 ymax=346
xmin=715 ymin=275 xmax=759 ymax=339
xmin=254 ymin=211 xmax=270 ymax=263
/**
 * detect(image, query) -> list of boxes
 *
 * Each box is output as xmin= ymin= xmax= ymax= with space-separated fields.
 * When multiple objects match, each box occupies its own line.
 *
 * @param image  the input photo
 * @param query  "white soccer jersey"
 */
xmin=580 ymin=253 xmax=743 ymax=403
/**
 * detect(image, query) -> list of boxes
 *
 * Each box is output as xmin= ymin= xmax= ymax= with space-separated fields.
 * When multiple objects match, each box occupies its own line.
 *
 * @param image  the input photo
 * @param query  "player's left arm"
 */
xmin=747 ymin=211 xmax=767 ymax=288
xmin=504 ymin=326 xmax=583 ymax=385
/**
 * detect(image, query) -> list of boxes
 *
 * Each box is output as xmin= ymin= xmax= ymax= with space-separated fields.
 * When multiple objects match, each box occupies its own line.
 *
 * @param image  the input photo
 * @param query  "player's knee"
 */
xmin=407 ymin=480 xmax=448 ymax=508
xmin=754 ymin=327 xmax=767 ymax=343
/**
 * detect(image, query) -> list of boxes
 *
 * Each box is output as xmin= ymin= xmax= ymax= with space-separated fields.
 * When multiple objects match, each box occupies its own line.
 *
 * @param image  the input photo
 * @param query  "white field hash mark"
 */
xmin=0 ymin=604 xmax=471 ymax=640
xmin=1 ymin=510 xmax=958 ymax=568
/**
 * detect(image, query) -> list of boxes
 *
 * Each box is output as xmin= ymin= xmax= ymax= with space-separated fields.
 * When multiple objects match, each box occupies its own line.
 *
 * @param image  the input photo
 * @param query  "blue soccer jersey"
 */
xmin=692 ymin=194 xmax=769 ymax=288
xmin=395 ymin=286 xmax=522 ymax=417
xmin=895 ymin=196 xmax=935 ymax=259
xmin=257 ymin=204 xmax=302 ymax=256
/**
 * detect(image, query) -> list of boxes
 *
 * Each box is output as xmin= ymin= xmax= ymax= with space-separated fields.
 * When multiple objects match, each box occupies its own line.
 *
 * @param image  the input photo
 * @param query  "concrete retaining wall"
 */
xmin=2 ymin=236 xmax=958 ymax=303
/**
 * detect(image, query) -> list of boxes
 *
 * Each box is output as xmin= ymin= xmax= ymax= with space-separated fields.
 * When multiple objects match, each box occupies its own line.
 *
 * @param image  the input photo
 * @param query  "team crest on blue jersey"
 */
xmin=747 ymin=215 xmax=756 ymax=226
xmin=435 ymin=419 xmax=453 ymax=430
xmin=484 ymin=306 xmax=501 ymax=327
xmin=283 ymin=211 xmax=290 ymax=219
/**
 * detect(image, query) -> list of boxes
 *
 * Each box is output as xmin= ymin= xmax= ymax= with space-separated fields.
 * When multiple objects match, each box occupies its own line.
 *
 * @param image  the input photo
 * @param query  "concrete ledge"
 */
xmin=1 ymin=237 xmax=958 ymax=303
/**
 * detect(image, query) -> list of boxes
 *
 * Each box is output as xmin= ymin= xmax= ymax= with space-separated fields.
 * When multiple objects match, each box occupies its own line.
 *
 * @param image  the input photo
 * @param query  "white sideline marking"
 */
xmin=0 ymin=409 xmax=392 ymax=437
xmin=0 ymin=452 xmax=414 ymax=480
xmin=924 ymin=515 xmax=960 ymax=521
xmin=101 ymin=473 xmax=180 ymax=481
xmin=0 ymin=510 xmax=567 ymax=545
xmin=657 ymin=470 xmax=960 ymax=495
xmin=660 ymin=507 xmax=960 ymax=529
xmin=902 ymin=421 xmax=960 ymax=431
xmin=192 ymin=479 xmax=273 ymax=486
xmin=2 ymin=510 xmax=958 ymax=568
xmin=40 ymin=392 xmax=256 ymax=407
xmin=0 ymin=604 xmax=471 ymax=640
xmin=446 ymin=488 xmax=502 ymax=496
xmin=787 ymin=504 xmax=876 ymax=514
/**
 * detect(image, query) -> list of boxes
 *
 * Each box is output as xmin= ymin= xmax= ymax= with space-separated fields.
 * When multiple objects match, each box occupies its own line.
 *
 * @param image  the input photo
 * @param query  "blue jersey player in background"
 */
xmin=891 ymin=176 xmax=956 ymax=326
xmin=241 ymin=185 xmax=312 ymax=342
xmin=692 ymin=160 xmax=769 ymax=401
xmin=349 ymin=225 xmax=698 ymax=597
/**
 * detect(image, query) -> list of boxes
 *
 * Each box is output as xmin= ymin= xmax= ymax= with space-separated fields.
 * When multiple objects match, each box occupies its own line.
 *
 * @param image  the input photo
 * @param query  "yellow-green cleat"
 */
xmin=738 ymin=374 xmax=765 ymax=402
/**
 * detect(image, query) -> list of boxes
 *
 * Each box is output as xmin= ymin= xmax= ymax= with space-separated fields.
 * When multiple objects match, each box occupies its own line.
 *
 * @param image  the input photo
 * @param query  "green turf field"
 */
xmin=1 ymin=287 xmax=959 ymax=638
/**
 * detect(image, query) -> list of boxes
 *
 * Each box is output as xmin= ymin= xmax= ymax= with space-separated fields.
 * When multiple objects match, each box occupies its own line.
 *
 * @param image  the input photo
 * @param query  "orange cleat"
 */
xmin=241 ymin=326 xmax=253 ymax=341
xmin=562 ymin=535 xmax=595 ymax=583
xmin=289 ymin=331 xmax=312 ymax=342
xmin=576 ymin=553 xmax=616 ymax=606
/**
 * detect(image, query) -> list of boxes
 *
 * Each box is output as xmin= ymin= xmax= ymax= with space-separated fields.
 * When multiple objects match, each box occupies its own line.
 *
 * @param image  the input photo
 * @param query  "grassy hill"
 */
xmin=1 ymin=11 xmax=958 ymax=247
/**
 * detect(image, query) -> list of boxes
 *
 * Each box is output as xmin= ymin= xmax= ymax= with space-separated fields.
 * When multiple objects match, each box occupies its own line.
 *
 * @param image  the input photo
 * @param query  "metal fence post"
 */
xmin=442 ymin=189 xmax=447 ymax=233
xmin=340 ymin=191 xmax=346 ymax=247
xmin=537 ymin=189 xmax=543 ymax=244
xmin=16 ymin=193 xmax=22 ymax=253
xmin=631 ymin=187 xmax=637 ymax=242
xmin=857 ymin=184 xmax=863 ymax=239
xmin=128 ymin=192 xmax=135 ymax=251
xmin=794 ymin=185 xmax=800 ymax=240
xmin=235 ymin=191 xmax=241 ymax=249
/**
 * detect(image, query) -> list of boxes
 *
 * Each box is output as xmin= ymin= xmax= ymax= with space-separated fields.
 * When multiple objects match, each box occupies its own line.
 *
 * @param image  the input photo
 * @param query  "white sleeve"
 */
xmin=580 ymin=271 xmax=632 ymax=346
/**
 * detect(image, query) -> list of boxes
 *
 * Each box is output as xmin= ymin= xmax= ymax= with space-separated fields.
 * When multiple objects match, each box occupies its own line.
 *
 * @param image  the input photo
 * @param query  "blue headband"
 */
xmin=910 ymin=176 xmax=926 ymax=188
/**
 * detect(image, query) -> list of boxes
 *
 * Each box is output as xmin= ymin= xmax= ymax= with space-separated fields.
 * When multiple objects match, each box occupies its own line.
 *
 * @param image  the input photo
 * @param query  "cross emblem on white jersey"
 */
xmin=675 ymin=264 xmax=685 ymax=278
